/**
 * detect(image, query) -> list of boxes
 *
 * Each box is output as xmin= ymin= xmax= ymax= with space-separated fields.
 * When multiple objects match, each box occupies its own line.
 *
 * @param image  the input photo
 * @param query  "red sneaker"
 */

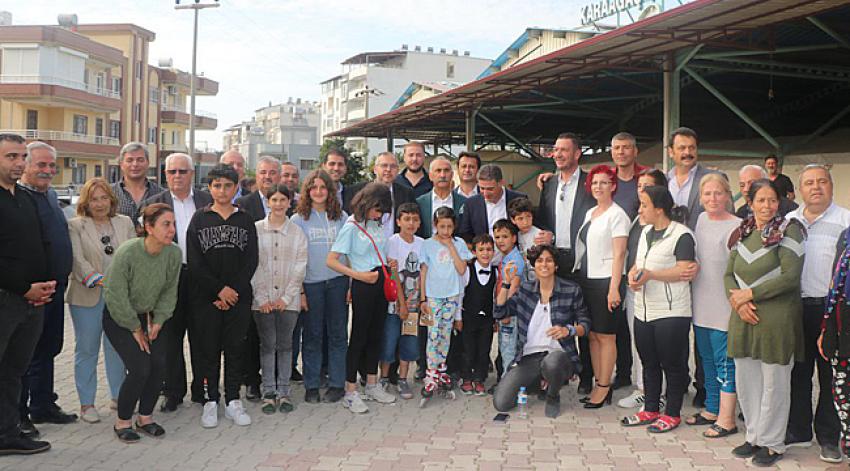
xmin=460 ymin=380 xmax=474 ymax=395
xmin=473 ymin=382 xmax=486 ymax=396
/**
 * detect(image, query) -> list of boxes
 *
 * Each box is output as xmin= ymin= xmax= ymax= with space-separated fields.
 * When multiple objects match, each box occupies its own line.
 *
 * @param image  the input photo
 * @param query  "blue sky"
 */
xmin=8 ymin=0 xmax=588 ymax=149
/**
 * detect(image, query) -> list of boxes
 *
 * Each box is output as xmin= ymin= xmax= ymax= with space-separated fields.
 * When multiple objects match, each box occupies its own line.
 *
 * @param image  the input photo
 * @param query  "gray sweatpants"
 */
xmin=253 ymin=310 xmax=298 ymax=398
xmin=735 ymin=356 xmax=794 ymax=453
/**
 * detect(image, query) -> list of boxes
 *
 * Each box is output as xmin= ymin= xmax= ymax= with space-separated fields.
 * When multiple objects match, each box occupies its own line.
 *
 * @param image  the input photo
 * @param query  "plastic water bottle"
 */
xmin=517 ymin=387 xmax=528 ymax=419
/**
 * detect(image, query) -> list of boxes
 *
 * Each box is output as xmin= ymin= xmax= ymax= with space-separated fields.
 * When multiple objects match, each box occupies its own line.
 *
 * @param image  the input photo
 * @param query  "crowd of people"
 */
xmin=1 ymin=128 xmax=848 ymax=467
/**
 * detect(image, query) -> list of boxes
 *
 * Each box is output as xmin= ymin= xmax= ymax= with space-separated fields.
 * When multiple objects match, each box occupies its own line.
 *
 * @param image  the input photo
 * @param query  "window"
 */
xmin=148 ymin=127 xmax=157 ymax=144
xmin=133 ymin=104 xmax=140 ymax=123
xmin=172 ymin=130 xmax=178 ymax=145
xmin=299 ymin=159 xmax=315 ymax=171
xmin=135 ymin=61 xmax=142 ymax=80
xmin=94 ymin=165 xmax=102 ymax=177
xmin=95 ymin=118 xmax=104 ymax=144
xmin=73 ymin=115 xmax=88 ymax=135
xmin=112 ymin=77 xmax=122 ymax=94
xmin=26 ymin=110 xmax=38 ymax=130
xmin=446 ymin=61 xmax=455 ymax=78
xmin=109 ymin=120 xmax=121 ymax=139
xmin=161 ymin=130 xmax=165 ymax=144
xmin=72 ymin=164 xmax=87 ymax=184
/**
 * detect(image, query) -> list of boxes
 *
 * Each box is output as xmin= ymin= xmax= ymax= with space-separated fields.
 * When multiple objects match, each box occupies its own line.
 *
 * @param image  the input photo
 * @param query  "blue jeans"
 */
xmin=70 ymin=297 xmax=125 ymax=406
xmin=302 ymin=276 xmax=349 ymax=390
xmin=499 ymin=317 xmax=518 ymax=370
xmin=694 ymin=325 xmax=736 ymax=415
xmin=381 ymin=313 xmax=419 ymax=362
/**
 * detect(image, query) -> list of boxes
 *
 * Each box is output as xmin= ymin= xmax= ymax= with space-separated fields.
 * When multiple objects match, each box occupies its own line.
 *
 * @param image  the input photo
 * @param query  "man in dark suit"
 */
xmin=415 ymin=156 xmax=467 ymax=238
xmin=344 ymin=152 xmax=415 ymax=237
xmin=234 ymin=155 xmax=282 ymax=401
xmin=536 ymin=132 xmax=596 ymax=394
xmin=141 ymin=153 xmax=213 ymax=411
xmin=458 ymin=164 xmax=526 ymax=242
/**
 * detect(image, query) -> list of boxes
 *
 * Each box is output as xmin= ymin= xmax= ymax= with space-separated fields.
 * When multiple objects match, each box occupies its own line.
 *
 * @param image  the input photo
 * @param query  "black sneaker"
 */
xmin=159 ymin=395 xmax=182 ymax=413
xmin=819 ymin=444 xmax=843 ymax=463
xmin=0 ymin=435 xmax=51 ymax=456
xmin=784 ymin=432 xmax=813 ymax=448
xmin=30 ymin=406 xmax=78 ymax=424
xmin=323 ymin=387 xmax=345 ymax=403
xmin=304 ymin=389 xmax=321 ymax=404
xmin=752 ymin=447 xmax=783 ymax=467
xmin=731 ymin=442 xmax=761 ymax=458
xmin=245 ymin=384 xmax=261 ymax=402
xmin=19 ymin=416 xmax=39 ymax=439
xmin=691 ymin=388 xmax=706 ymax=408
xmin=290 ymin=369 xmax=303 ymax=382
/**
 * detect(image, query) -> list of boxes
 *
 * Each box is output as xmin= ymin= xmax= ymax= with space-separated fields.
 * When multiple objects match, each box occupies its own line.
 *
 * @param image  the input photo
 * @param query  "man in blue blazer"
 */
xmin=415 ymin=156 xmax=467 ymax=238
xmin=458 ymin=164 xmax=526 ymax=242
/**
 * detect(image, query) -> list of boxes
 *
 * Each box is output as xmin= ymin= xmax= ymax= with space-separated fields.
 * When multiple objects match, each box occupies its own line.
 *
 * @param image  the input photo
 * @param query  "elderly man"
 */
xmin=237 ymin=156 xmax=282 ymax=222
xmin=765 ymin=155 xmax=795 ymax=201
xmin=459 ymin=164 xmax=526 ymax=241
xmin=395 ymin=141 xmax=432 ymax=198
xmin=220 ymin=150 xmax=247 ymax=201
xmin=345 ymin=152 xmax=414 ymax=239
xmin=785 ymin=165 xmax=850 ymax=462
xmin=111 ymin=142 xmax=164 ymax=220
xmin=735 ymin=165 xmax=797 ymax=219
xmin=142 ymin=153 xmax=212 ymax=412
xmin=17 ymin=141 xmax=75 ymax=433
xmin=0 ymin=133 xmax=55 ymax=455
xmin=415 ymin=156 xmax=466 ymax=238
xmin=457 ymin=151 xmax=480 ymax=198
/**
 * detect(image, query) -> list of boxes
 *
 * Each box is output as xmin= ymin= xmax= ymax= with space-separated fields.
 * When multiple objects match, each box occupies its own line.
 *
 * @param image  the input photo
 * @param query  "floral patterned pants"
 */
xmin=831 ymin=356 xmax=850 ymax=457
xmin=424 ymin=296 xmax=460 ymax=389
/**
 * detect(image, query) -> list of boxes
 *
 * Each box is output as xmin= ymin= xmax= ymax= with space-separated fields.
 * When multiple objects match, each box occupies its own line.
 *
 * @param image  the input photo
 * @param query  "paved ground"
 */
xmin=0 ymin=311 xmax=841 ymax=470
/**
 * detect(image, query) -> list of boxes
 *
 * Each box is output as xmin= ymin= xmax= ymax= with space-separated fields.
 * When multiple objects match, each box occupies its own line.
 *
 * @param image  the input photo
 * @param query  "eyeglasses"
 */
xmin=166 ymin=169 xmax=191 ymax=175
xmin=101 ymin=235 xmax=115 ymax=255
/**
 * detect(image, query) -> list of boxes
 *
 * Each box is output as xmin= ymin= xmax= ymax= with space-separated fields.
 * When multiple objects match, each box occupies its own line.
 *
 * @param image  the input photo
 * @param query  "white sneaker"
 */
xmin=617 ymin=389 xmax=645 ymax=408
xmin=364 ymin=384 xmax=396 ymax=404
xmin=342 ymin=392 xmax=369 ymax=414
xmin=80 ymin=406 xmax=100 ymax=424
xmin=201 ymin=401 xmax=218 ymax=428
xmin=225 ymin=399 xmax=251 ymax=426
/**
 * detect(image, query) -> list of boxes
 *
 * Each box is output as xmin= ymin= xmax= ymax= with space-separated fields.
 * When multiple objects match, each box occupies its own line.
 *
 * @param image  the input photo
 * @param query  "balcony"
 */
xmin=159 ymin=104 xmax=217 ymax=130
xmin=0 ymin=75 xmax=122 ymax=111
xmin=1 ymin=129 xmax=120 ymax=157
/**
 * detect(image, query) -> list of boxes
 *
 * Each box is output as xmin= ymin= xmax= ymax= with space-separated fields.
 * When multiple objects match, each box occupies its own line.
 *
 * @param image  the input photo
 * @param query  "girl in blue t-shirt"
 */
xmin=419 ymin=206 xmax=472 ymax=399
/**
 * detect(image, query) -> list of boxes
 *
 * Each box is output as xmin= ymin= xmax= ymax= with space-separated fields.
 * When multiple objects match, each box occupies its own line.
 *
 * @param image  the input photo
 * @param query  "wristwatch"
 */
xmin=565 ymin=325 xmax=577 ymax=338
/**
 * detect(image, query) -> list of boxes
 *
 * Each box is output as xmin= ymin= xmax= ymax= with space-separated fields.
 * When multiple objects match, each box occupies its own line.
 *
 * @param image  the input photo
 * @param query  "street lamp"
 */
xmin=175 ymin=0 xmax=220 ymax=182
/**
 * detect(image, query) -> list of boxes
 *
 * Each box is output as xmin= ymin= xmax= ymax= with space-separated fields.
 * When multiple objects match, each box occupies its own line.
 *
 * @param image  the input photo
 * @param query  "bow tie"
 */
xmin=479 ymin=269 xmax=490 ymax=275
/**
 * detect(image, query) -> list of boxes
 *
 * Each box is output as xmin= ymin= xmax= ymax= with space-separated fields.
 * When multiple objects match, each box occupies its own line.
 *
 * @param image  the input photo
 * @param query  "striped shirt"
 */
xmin=493 ymin=277 xmax=590 ymax=370
xmin=787 ymin=203 xmax=850 ymax=298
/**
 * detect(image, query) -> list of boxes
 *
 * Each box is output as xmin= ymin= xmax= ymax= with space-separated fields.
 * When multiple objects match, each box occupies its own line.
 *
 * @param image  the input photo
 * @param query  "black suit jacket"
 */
xmin=458 ymin=188 xmax=527 ymax=242
xmin=235 ymin=191 xmax=265 ymax=222
xmin=342 ymin=181 xmax=415 ymax=231
xmin=141 ymin=189 xmax=213 ymax=243
xmin=536 ymin=170 xmax=595 ymax=248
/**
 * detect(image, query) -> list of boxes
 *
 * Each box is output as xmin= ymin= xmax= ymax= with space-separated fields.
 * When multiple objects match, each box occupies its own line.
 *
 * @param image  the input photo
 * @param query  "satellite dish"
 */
xmin=638 ymin=4 xmax=662 ymax=20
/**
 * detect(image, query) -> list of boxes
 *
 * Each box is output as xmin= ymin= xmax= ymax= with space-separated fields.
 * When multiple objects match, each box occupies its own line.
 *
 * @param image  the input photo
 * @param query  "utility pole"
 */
xmin=175 ymin=0 xmax=220 ymax=183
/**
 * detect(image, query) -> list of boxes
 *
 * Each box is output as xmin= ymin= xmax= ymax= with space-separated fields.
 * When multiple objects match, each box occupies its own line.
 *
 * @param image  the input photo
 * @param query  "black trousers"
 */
xmin=103 ymin=310 xmax=167 ymax=421
xmin=462 ymin=315 xmax=494 ymax=382
xmin=446 ymin=329 xmax=464 ymax=376
xmin=634 ymin=316 xmax=690 ymax=418
xmin=0 ymin=290 xmax=43 ymax=440
xmin=347 ymin=269 xmax=388 ymax=384
xmin=788 ymin=299 xmax=841 ymax=445
xmin=162 ymin=267 xmax=203 ymax=401
xmin=615 ymin=303 xmax=633 ymax=381
xmin=195 ymin=302 xmax=251 ymax=404
xmin=19 ymin=282 xmax=65 ymax=417
xmin=244 ymin=311 xmax=262 ymax=389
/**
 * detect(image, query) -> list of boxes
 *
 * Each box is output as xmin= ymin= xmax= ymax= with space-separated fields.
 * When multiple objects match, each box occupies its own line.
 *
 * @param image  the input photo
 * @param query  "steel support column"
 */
xmin=478 ymin=113 xmax=542 ymax=160
xmin=662 ymin=52 xmax=680 ymax=172
xmin=386 ymin=129 xmax=394 ymax=152
xmin=465 ymin=110 xmax=476 ymax=152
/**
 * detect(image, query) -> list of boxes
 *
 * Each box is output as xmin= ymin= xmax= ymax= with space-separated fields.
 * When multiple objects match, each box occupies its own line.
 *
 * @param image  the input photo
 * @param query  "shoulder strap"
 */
xmin=351 ymin=221 xmax=387 ymax=268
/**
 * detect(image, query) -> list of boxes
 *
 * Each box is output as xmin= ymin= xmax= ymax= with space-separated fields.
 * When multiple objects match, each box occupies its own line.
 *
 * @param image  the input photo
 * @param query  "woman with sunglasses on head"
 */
xmin=103 ymin=203 xmax=182 ymax=443
xmin=67 ymin=178 xmax=135 ymax=424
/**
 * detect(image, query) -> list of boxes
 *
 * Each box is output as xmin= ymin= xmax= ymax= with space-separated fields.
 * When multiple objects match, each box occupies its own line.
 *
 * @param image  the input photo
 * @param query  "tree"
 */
xmin=319 ymin=138 xmax=369 ymax=186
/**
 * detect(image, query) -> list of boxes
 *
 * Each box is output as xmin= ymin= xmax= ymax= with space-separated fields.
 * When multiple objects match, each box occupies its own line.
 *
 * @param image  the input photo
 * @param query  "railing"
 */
xmin=162 ymin=143 xmax=188 ymax=152
xmin=159 ymin=103 xmax=217 ymax=119
xmin=0 ymin=75 xmax=121 ymax=99
xmin=0 ymin=129 xmax=119 ymax=146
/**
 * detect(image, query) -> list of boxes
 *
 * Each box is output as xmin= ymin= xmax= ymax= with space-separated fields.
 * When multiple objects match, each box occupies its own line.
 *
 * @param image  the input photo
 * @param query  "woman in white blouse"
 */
xmin=250 ymin=184 xmax=307 ymax=414
xmin=573 ymin=165 xmax=630 ymax=408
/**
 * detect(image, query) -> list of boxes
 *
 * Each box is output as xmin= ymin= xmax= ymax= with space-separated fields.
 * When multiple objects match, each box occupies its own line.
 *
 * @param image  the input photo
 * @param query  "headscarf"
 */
xmin=727 ymin=214 xmax=795 ymax=249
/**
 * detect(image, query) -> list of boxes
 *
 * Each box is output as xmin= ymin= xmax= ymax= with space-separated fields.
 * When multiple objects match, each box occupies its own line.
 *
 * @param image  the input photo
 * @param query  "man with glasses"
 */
xmin=142 ymin=153 xmax=212 ymax=411
xmin=111 ymin=142 xmax=163 ymax=221
xmin=0 ymin=133 xmax=54 ymax=455
xmin=344 ymin=152 xmax=414 ymax=240
xmin=18 ymin=142 xmax=75 ymax=433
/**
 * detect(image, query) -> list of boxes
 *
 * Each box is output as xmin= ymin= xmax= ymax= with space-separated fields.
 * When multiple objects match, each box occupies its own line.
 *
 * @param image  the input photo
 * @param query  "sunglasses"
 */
xmin=101 ymin=235 xmax=115 ymax=255
xmin=166 ymin=169 xmax=191 ymax=175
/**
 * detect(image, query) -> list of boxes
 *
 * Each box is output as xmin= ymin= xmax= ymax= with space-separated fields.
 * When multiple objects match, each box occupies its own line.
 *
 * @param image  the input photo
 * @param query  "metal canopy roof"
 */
xmin=329 ymin=0 xmax=850 ymax=156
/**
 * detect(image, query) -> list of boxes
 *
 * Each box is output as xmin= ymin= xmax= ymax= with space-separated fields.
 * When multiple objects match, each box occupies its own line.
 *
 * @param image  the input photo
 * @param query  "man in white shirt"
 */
xmin=785 ymin=164 xmax=850 ymax=462
xmin=415 ymin=156 xmax=466 ymax=239
xmin=665 ymin=127 xmax=722 ymax=230
xmin=457 ymin=151 xmax=480 ymax=198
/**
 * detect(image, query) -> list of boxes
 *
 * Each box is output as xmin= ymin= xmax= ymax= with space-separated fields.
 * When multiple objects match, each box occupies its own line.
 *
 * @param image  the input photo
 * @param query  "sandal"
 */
xmin=278 ymin=397 xmax=294 ymax=413
xmin=703 ymin=423 xmax=739 ymax=438
xmin=114 ymin=426 xmax=141 ymax=443
xmin=648 ymin=415 xmax=681 ymax=433
xmin=685 ymin=412 xmax=716 ymax=426
xmin=261 ymin=396 xmax=277 ymax=415
xmin=621 ymin=410 xmax=660 ymax=427
xmin=134 ymin=421 xmax=165 ymax=438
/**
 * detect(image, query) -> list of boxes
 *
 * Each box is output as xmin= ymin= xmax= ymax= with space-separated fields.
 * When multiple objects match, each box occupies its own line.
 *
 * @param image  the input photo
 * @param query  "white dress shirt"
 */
xmin=555 ymin=170 xmax=580 ymax=249
xmin=431 ymin=190 xmax=454 ymax=220
xmin=458 ymin=185 xmax=478 ymax=199
xmin=668 ymin=165 xmax=698 ymax=208
xmin=260 ymin=192 xmax=270 ymax=217
xmin=485 ymin=189 xmax=508 ymax=236
xmin=171 ymin=190 xmax=197 ymax=264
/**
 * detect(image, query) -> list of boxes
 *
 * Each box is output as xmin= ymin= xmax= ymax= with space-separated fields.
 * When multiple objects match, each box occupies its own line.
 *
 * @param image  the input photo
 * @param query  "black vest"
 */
xmin=463 ymin=265 xmax=496 ymax=320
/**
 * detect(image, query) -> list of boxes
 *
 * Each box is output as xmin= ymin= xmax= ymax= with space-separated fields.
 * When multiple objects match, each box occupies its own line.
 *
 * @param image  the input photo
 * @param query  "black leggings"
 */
xmin=634 ymin=316 xmax=690 ymax=418
xmin=347 ymin=269 xmax=388 ymax=384
xmin=103 ymin=309 xmax=167 ymax=421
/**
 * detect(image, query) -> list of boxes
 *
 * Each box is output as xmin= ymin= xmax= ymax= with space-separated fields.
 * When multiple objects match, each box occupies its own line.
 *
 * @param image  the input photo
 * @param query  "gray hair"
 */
xmin=739 ymin=165 xmax=767 ymax=179
xmin=428 ymin=155 xmax=453 ymax=173
xmin=165 ymin=153 xmax=193 ymax=169
xmin=800 ymin=163 xmax=833 ymax=185
xmin=119 ymin=141 xmax=149 ymax=162
xmin=25 ymin=141 xmax=57 ymax=162
xmin=477 ymin=163 xmax=503 ymax=182
xmin=611 ymin=131 xmax=637 ymax=146
xmin=256 ymin=155 xmax=282 ymax=170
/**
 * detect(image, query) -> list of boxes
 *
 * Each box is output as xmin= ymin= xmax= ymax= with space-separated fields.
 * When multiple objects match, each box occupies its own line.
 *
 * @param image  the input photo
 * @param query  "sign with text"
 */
xmin=580 ymin=0 xmax=660 ymax=26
